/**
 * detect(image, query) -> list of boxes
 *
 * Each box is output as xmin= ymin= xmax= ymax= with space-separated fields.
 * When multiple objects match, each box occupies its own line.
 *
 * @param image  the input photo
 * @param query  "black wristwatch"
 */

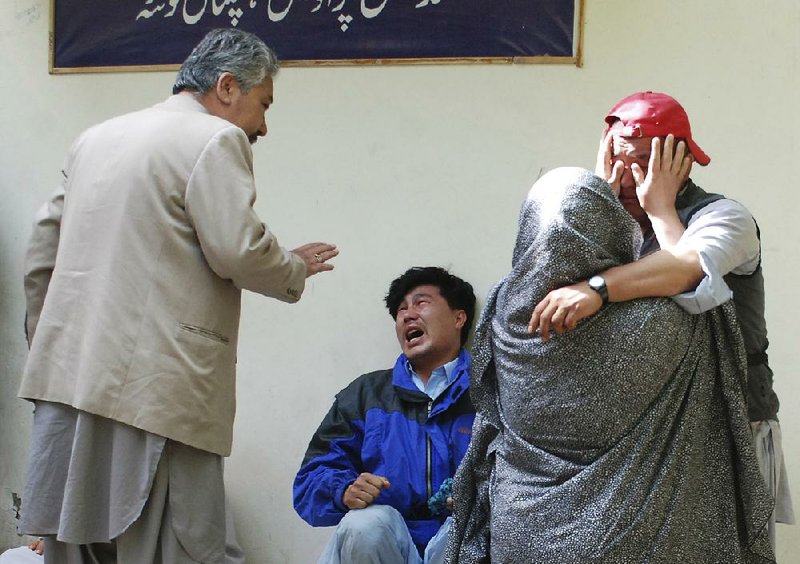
xmin=587 ymin=275 xmax=609 ymax=305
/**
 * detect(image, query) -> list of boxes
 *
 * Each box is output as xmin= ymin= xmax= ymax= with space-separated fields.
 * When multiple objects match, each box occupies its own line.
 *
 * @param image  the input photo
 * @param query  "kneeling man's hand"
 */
xmin=343 ymin=473 xmax=391 ymax=510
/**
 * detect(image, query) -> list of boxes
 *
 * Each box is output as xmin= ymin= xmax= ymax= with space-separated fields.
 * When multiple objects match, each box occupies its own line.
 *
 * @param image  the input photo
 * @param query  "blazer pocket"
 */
xmin=178 ymin=323 xmax=230 ymax=345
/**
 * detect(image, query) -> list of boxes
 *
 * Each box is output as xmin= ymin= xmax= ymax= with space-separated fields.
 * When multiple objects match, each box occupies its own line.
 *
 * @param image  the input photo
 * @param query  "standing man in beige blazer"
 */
xmin=17 ymin=28 xmax=337 ymax=563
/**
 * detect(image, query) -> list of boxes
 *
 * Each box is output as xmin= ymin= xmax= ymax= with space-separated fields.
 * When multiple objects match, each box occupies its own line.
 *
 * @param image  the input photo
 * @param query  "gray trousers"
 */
xmin=41 ymin=456 xmax=245 ymax=564
xmin=44 ymin=453 xmax=205 ymax=563
xmin=21 ymin=402 xmax=243 ymax=564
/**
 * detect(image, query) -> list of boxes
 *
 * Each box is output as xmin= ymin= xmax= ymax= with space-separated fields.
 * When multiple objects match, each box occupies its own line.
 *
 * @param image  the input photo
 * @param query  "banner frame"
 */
xmin=49 ymin=0 xmax=585 ymax=74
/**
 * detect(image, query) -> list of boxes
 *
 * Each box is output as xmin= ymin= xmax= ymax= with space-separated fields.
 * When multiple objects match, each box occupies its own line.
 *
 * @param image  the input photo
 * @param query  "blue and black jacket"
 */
xmin=293 ymin=349 xmax=474 ymax=553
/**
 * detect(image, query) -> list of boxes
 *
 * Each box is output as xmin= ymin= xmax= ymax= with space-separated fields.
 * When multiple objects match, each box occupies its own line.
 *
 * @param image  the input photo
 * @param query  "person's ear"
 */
xmin=454 ymin=310 xmax=466 ymax=330
xmin=215 ymin=72 xmax=237 ymax=105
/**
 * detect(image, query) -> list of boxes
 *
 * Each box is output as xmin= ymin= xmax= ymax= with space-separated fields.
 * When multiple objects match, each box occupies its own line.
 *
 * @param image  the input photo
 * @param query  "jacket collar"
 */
xmin=158 ymin=93 xmax=211 ymax=115
xmin=391 ymin=349 xmax=471 ymax=411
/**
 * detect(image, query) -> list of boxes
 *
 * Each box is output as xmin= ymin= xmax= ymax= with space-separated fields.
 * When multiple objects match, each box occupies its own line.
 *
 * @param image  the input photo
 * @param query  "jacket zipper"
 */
xmin=426 ymin=400 xmax=433 ymax=499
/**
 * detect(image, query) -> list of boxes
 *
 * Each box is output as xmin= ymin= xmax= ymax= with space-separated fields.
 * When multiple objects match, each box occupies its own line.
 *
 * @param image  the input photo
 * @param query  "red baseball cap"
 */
xmin=604 ymin=91 xmax=710 ymax=166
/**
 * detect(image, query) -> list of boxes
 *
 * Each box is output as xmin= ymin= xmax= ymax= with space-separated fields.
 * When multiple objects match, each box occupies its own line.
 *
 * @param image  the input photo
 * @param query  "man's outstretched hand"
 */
xmin=292 ymin=242 xmax=338 ymax=277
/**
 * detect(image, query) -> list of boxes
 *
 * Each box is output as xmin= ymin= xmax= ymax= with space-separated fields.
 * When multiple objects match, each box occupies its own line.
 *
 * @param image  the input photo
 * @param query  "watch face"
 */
xmin=589 ymin=275 xmax=605 ymax=290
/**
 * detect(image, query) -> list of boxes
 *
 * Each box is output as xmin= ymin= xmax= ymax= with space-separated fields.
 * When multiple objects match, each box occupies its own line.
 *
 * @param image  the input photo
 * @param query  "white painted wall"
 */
xmin=1 ymin=1 xmax=797 ymax=562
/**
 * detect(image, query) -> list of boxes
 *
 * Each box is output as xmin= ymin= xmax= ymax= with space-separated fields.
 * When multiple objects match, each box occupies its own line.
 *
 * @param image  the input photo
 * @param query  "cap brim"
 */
xmin=687 ymin=138 xmax=710 ymax=166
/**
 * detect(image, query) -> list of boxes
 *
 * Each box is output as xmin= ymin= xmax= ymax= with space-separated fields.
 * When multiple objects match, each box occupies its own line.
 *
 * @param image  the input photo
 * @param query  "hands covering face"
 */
xmin=529 ymin=132 xmax=696 ymax=342
xmin=595 ymin=130 xmax=625 ymax=195
xmin=596 ymin=131 xmax=693 ymax=218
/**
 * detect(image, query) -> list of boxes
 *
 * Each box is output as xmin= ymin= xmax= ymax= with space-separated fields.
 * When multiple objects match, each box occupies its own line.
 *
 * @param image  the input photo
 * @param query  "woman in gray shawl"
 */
xmin=446 ymin=167 xmax=774 ymax=563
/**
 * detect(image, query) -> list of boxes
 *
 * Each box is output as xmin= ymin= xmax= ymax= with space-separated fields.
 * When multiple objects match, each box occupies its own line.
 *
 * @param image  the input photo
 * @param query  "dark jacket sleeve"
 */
xmin=293 ymin=397 xmax=365 ymax=527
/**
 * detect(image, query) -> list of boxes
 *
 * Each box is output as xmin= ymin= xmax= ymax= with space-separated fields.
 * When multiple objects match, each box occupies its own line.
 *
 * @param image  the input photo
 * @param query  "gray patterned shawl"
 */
xmin=446 ymin=167 xmax=774 ymax=563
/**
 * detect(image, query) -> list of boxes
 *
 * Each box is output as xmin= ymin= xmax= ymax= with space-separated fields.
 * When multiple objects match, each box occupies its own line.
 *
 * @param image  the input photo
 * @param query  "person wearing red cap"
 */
xmin=529 ymin=91 xmax=794 ymax=547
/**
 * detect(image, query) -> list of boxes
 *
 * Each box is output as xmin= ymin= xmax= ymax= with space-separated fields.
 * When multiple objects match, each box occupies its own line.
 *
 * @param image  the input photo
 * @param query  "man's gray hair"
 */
xmin=173 ymin=28 xmax=279 ymax=95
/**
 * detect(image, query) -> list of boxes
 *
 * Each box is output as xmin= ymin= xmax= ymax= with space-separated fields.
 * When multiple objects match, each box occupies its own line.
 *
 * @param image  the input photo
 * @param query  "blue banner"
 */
xmin=52 ymin=0 xmax=578 ymax=70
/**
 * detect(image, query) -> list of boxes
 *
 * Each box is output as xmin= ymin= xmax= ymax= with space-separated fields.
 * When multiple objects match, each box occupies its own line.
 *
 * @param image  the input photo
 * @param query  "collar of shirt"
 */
xmin=406 ymin=357 xmax=460 ymax=400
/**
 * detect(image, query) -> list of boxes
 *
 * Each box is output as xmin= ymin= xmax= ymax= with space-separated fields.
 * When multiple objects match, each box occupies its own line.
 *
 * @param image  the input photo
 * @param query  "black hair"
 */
xmin=384 ymin=266 xmax=476 ymax=346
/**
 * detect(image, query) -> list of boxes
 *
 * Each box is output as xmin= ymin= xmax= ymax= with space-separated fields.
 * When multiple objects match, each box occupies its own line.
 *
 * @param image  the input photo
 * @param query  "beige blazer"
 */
xmin=19 ymin=95 xmax=307 ymax=456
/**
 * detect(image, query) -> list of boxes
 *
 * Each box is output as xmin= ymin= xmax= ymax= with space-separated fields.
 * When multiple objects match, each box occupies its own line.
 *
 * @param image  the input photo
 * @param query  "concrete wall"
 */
xmin=1 ymin=0 xmax=797 ymax=561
